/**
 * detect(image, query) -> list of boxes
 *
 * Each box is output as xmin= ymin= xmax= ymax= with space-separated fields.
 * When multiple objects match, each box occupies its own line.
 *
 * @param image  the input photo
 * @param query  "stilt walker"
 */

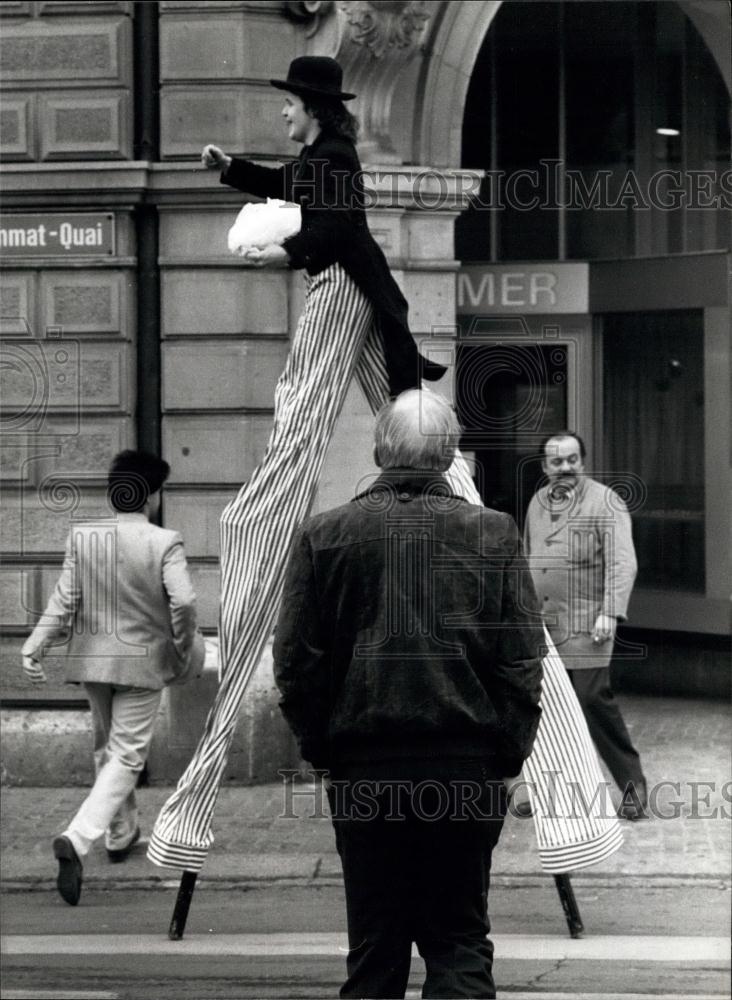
xmin=147 ymin=57 xmax=622 ymax=936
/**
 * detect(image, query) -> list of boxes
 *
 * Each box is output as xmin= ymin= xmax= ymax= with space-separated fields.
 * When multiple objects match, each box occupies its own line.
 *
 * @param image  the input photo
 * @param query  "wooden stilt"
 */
xmin=554 ymin=873 xmax=584 ymax=938
xmin=168 ymin=871 xmax=198 ymax=940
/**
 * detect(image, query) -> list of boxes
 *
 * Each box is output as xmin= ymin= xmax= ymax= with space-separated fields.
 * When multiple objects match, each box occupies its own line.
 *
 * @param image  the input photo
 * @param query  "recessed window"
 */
xmin=602 ymin=310 xmax=705 ymax=591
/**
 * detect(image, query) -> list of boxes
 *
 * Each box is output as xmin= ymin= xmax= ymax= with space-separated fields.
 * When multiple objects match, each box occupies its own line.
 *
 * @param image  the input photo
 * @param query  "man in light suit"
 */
xmin=524 ymin=432 xmax=647 ymax=820
xmin=22 ymin=450 xmax=203 ymax=904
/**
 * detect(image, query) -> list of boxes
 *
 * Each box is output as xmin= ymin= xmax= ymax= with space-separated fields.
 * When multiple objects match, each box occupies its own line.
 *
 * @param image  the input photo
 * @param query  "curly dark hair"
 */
xmin=304 ymin=97 xmax=359 ymax=143
xmin=107 ymin=449 xmax=170 ymax=512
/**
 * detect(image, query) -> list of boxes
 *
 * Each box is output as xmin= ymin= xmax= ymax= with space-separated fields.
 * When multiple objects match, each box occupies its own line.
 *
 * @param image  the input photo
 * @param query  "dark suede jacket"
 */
xmin=273 ymin=471 xmax=544 ymax=776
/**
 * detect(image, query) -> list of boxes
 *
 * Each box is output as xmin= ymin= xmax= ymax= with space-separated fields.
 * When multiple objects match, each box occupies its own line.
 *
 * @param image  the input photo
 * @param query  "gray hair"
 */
xmin=373 ymin=390 xmax=460 ymax=472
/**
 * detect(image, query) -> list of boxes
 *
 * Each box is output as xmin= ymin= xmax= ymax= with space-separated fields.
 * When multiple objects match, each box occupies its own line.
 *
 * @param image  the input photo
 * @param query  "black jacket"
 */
xmin=221 ymin=132 xmax=447 ymax=395
xmin=273 ymin=470 xmax=544 ymax=776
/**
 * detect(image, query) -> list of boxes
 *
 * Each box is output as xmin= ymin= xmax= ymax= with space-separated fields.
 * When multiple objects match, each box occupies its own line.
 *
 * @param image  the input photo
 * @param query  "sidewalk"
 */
xmin=2 ymin=695 xmax=730 ymax=890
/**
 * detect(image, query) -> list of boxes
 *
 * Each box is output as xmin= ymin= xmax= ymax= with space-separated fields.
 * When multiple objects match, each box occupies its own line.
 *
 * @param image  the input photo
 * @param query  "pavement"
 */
xmin=1 ymin=694 xmax=730 ymax=892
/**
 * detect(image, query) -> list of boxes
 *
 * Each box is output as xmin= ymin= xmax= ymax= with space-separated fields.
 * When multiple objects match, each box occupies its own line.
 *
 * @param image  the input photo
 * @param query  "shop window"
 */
xmin=458 ymin=1 xmax=730 ymax=263
xmin=602 ymin=311 xmax=704 ymax=592
xmin=564 ymin=1 xmax=637 ymax=260
xmin=495 ymin=2 xmax=560 ymax=261
xmin=458 ymin=1 xmax=561 ymax=262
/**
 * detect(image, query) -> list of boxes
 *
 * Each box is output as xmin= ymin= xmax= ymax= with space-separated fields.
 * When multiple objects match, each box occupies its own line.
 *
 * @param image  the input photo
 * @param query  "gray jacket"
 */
xmin=22 ymin=513 xmax=198 ymax=689
xmin=524 ymin=476 xmax=637 ymax=670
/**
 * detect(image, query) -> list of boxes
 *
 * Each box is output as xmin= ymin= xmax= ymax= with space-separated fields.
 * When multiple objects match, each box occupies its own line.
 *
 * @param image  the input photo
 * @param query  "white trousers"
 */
xmin=65 ymin=682 xmax=162 ymax=858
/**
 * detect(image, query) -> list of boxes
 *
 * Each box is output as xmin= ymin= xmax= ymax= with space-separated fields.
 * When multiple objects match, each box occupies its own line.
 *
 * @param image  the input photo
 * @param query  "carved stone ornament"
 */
xmin=339 ymin=0 xmax=430 ymax=59
xmin=283 ymin=1 xmax=335 ymax=38
xmin=281 ymin=0 xmax=435 ymax=162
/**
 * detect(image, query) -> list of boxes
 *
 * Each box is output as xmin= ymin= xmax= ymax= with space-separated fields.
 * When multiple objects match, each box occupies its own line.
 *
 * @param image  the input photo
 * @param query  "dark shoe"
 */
xmin=618 ymin=779 xmax=649 ymax=821
xmin=106 ymin=826 xmax=141 ymax=863
xmin=513 ymin=799 xmax=533 ymax=817
xmin=53 ymin=835 xmax=83 ymax=906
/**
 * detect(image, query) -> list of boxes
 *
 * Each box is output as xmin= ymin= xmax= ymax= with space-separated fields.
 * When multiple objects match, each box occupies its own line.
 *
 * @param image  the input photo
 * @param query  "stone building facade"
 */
xmin=1 ymin=0 xmax=729 ymax=784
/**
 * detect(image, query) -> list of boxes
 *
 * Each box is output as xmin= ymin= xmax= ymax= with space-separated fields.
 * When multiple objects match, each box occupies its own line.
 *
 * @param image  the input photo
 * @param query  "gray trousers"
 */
xmin=65 ymin=682 xmax=162 ymax=857
xmin=568 ymin=667 xmax=645 ymax=792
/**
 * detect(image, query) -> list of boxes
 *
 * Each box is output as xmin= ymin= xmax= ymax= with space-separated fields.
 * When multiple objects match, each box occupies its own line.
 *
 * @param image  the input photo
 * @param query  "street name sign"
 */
xmin=0 ymin=213 xmax=115 ymax=257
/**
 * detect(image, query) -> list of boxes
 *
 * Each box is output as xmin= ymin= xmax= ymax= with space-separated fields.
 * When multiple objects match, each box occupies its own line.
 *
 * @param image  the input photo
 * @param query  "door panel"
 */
xmin=456 ymin=315 xmax=593 ymax=527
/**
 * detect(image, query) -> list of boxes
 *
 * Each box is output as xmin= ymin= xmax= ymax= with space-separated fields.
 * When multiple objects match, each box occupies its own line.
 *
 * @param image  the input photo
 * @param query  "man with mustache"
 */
xmin=524 ymin=432 xmax=647 ymax=820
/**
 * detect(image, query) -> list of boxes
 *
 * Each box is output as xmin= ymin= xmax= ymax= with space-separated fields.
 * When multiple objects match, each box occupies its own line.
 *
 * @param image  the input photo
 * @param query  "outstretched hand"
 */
xmin=201 ymin=144 xmax=232 ymax=171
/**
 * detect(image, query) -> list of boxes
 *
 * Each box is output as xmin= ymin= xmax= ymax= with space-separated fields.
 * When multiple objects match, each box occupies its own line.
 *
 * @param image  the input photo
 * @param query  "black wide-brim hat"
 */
xmin=271 ymin=56 xmax=356 ymax=101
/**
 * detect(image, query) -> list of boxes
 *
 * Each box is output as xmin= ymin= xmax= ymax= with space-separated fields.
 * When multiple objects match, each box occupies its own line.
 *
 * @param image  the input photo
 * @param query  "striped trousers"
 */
xmin=148 ymin=264 xmax=621 ymax=873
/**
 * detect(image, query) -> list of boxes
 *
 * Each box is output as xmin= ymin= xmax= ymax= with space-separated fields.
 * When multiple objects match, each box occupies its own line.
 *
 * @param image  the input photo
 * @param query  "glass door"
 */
xmin=455 ymin=316 xmax=593 ymax=527
xmin=601 ymin=310 xmax=705 ymax=592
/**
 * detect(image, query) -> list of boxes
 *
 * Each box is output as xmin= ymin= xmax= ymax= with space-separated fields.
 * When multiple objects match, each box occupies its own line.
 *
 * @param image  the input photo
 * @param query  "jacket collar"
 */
xmin=298 ymin=129 xmax=351 ymax=160
xmin=298 ymin=132 xmax=325 ymax=162
xmin=352 ymin=468 xmax=467 ymax=503
xmin=296 ymin=133 xmax=328 ymax=179
xmin=544 ymin=473 xmax=590 ymax=505
xmin=537 ymin=474 xmax=591 ymax=538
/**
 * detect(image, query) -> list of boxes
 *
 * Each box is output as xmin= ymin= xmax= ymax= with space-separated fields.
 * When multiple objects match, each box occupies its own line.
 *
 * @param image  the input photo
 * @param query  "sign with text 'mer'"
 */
xmin=0 ymin=213 xmax=115 ymax=257
xmin=457 ymin=263 xmax=589 ymax=314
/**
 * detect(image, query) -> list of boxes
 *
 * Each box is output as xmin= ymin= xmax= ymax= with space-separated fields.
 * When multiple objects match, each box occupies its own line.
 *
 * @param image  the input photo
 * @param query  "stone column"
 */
xmin=316 ymin=163 xmax=483 ymax=510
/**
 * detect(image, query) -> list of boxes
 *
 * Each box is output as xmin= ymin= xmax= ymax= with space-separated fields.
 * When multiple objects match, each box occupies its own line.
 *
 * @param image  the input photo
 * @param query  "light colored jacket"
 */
xmin=524 ymin=476 xmax=637 ymax=670
xmin=22 ymin=513 xmax=199 ymax=689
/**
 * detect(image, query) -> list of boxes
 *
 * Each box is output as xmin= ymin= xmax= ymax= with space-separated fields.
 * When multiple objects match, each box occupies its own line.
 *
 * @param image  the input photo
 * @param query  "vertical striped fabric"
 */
xmin=522 ymin=638 xmax=624 ymax=871
xmin=147 ymin=264 xmax=622 ymax=874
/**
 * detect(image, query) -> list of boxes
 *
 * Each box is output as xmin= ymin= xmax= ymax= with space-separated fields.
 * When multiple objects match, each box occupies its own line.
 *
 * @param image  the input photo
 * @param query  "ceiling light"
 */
xmin=656 ymin=127 xmax=681 ymax=136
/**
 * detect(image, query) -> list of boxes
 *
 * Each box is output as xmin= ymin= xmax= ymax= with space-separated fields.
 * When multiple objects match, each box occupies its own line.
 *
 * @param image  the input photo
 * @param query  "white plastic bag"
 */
xmin=227 ymin=198 xmax=301 ymax=257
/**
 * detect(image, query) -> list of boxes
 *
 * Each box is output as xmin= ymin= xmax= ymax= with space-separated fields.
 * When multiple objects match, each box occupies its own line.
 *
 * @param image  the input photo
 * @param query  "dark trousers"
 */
xmin=568 ymin=667 xmax=645 ymax=792
xmin=328 ymin=761 xmax=506 ymax=1000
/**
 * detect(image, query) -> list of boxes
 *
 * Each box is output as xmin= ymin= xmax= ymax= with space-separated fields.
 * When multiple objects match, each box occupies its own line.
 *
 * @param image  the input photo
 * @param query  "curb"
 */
xmin=3 ymin=873 xmax=729 ymax=893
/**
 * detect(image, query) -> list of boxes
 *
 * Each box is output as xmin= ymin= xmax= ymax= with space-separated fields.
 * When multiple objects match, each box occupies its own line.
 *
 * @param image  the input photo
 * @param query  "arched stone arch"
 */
xmin=676 ymin=0 xmax=731 ymax=95
xmin=285 ymin=1 xmax=729 ymax=169
xmin=413 ymin=0 xmax=502 ymax=168
xmin=414 ymin=0 xmax=730 ymax=168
